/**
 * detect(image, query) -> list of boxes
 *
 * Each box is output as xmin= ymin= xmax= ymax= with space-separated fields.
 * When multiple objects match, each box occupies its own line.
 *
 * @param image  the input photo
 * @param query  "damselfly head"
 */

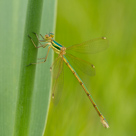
xmin=45 ymin=34 xmax=49 ymax=39
xmin=49 ymin=32 xmax=54 ymax=38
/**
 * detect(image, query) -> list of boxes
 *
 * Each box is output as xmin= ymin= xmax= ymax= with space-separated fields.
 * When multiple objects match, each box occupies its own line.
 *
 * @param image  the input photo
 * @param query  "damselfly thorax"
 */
xmin=51 ymin=40 xmax=66 ymax=57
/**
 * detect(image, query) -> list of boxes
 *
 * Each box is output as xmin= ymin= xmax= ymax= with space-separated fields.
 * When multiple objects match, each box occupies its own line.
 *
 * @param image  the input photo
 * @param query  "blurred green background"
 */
xmin=0 ymin=0 xmax=136 ymax=136
xmin=45 ymin=0 xmax=136 ymax=136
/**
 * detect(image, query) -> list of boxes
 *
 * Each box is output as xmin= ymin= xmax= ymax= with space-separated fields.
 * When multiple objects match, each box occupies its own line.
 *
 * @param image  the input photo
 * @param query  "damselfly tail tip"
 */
xmin=100 ymin=116 xmax=109 ymax=128
xmin=102 ymin=37 xmax=106 ymax=40
xmin=50 ymin=67 xmax=52 ymax=71
xmin=92 ymin=64 xmax=95 ymax=69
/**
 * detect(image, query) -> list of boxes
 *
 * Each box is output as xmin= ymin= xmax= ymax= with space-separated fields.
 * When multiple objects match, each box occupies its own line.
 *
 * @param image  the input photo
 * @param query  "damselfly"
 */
xmin=28 ymin=32 xmax=109 ymax=128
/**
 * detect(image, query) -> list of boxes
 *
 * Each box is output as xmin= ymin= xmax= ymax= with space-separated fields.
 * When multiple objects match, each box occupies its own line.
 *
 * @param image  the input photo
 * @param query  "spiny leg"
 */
xmin=27 ymin=46 xmax=51 ymax=66
xmin=36 ymin=55 xmax=60 ymax=69
xmin=37 ymin=58 xmax=46 ymax=60
xmin=32 ymin=32 xmax=40 ymax=40
xmin=28 ymin=35 xmax=43 ymax=48
xmin=37 ymin=50 xmax=49 ymax=60
xmin=40 ymin=34 xmax=45 ymax=40
xmin=32 ymin=32 xmax=45 ymax=46
xmin=27 ymin=61 xmax=46 ymax=67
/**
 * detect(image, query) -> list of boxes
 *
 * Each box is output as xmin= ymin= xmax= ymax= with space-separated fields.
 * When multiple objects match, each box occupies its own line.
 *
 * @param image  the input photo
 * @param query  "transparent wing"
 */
xmin=52 ymin=55 xmax=63 ymax=79
xmin=51 ymin=56 xmax=64 ymax=104
xmin=67 ymin=37 xmax=108 ymax=54
xmin=65 ymin=53 xmax=95 ymax=76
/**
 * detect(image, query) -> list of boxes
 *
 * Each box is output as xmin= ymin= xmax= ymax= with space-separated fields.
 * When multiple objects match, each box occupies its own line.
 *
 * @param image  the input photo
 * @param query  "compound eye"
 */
xmin=51 ymin=34 xmax=54 ymax=38
xmin=49 ymin=32 xmax=54 ymax=38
